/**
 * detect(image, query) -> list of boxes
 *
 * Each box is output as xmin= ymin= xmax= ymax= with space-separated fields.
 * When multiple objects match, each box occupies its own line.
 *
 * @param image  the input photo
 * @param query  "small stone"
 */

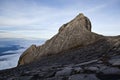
xmin=109 ymin=58 xmax=120 ymax=66
xmin=85 ymin=66 xmax=99 ymax=72
xmin=69 ymin=74 xmax=100 ymax=80
xmin=98 ymin=65 xmax=108 ymax=71
xmin=69 ymin=74 xmax=84 ymax=80
xmin=46 ymin=77 xmax=67 ymax=80
xmin=55 ymin=67 xmax=73 ymax=76
xmin=16 ymin=76 xmax=33 ymax=80
xmin=101 ymin=67 xmax=120 ymax=75
xmin=97 ymin=60 xmax=103 ymax=64
xmin=74 ymin=67 xmax=83 ymax=73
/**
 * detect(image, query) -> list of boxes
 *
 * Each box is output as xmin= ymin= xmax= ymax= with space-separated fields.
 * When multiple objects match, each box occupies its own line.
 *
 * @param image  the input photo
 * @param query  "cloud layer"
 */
xmin=0 ymin=0 xmax=120 ymax=39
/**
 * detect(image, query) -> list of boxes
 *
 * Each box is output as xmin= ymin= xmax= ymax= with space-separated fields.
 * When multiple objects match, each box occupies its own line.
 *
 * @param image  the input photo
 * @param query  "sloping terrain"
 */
xmin=0 ymin=36 xmax=120 ymax=80
xmin=0 ymin=13 xmax=120 ymax=80
xmin=18 ymin=13 xmax=102 ymax=65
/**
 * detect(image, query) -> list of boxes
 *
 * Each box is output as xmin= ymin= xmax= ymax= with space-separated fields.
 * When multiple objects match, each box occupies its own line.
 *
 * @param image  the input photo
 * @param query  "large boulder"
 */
xmin=18 ymin=13 xmax=103 ymax=65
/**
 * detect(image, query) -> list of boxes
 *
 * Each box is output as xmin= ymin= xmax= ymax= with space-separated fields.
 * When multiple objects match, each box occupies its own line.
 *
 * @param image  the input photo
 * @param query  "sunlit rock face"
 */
xmin=0 ymin=13 xmax=120 ymax=80
xmin=18 ymin=13 xmax=103 ymax=65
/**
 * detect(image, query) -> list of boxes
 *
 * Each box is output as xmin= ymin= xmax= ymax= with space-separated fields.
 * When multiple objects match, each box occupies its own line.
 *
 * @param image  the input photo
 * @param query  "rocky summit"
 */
xmin=18 ymin=13 xmax=102 ymax=65
xmin=0 ymin=13 xmax=120 ymax=80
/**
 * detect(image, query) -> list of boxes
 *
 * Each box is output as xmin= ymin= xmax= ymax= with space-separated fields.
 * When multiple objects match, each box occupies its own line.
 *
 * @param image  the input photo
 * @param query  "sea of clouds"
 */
xmin=0 ymin=38 xmax=45 ymax=70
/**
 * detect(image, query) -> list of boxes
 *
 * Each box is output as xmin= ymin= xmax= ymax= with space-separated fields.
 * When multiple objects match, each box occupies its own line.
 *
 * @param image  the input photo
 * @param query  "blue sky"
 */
xmin=0 ymin=0 xmax=120 ymax=39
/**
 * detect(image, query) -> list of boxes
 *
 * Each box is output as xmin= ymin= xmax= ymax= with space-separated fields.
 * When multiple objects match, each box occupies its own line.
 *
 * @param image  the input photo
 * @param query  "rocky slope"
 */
xmin=0 ymin=13 xmax=120 ymax=80
xmin=0 ymin=36 xmax=120 ymax=80
xmin=18 ymin=13 xmax=103 ymax=65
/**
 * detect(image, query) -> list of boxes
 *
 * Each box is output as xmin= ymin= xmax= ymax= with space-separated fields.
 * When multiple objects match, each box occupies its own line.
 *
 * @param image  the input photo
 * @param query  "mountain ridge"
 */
xmin=0 ymin=13 xmax=120 ymax=80
xmin=18 ymin=13 xmax=103 ymax=65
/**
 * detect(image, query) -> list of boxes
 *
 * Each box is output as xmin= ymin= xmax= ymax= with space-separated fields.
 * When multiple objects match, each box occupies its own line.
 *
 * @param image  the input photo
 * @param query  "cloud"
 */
xmin=0 ymin=0 xmax=110 ymax=27
xmin=0 ymin=49 xmax=24 ymax=70
xmin=0 ymin=37 xmax=45 ymax=70
xmin=0 ymin=0 xmax=120 ymax=39
xmin=0 ymin=30 xmax=56 ymax=39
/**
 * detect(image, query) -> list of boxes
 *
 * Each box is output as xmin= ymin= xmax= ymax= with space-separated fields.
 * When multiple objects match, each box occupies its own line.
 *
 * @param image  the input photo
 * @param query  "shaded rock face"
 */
xmin=0 ymin=36 xmax=120 ymax=80
xmin=0 ymin=13 xmax=120 ymax=80
xmin=18 ymin=13 xmax=102 ymax=65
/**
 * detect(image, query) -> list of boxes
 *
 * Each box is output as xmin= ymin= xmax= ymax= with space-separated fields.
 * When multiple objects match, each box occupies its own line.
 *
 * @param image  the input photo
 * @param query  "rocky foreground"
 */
xmin=0 ymin=13 xmax=120 ymax=80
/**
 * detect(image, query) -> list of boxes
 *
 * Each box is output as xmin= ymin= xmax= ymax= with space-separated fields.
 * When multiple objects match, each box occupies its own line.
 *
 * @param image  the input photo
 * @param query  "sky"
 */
xmin=0 ymin=0 xmax=120 ymax=39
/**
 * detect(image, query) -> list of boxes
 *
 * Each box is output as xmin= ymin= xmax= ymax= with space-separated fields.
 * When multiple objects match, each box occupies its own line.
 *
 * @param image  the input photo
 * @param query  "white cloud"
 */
xmin=0 ymin=0 xmax=120 ymax=39
xmin=0 ymin=49 xmax=24 ymax=70
xmin=0 ymin=37 xmax=45 ymax=70
xmin=0 ymin=30 xmax=56 ymax=39
xmin=0 ymin=0 xmax=110 ymax=27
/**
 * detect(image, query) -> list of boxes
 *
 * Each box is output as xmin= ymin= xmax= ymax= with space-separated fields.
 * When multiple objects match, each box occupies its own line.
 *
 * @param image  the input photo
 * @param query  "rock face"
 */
xmin=18 ymin=13 xmax=102 ymax=65
xmin=1 ymin=13 xmax=120 ymax=80
xmin=0 ymin=35 xmax=120 ymax=80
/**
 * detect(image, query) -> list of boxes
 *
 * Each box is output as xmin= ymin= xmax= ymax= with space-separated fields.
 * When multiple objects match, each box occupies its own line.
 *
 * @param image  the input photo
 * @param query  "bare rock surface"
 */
xmin=0 ymin=13 xmax=120 ymax=80
xmin=18 ymin=13 xmax=102 ymax=65
xmin=69 ymin=74 xmax=100 ymax=80
xmin=0 ymin=35 xmax=120 ymax=80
